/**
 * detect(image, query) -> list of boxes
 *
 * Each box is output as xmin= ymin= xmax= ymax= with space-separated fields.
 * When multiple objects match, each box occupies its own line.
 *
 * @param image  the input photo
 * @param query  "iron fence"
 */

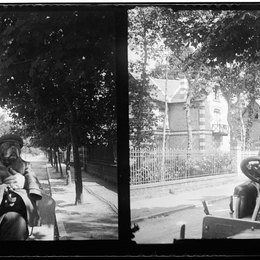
xmin=130 ymin=147 xmax=233 ymax=185
xmin=240 ymin=150 xmax=259 ymax=161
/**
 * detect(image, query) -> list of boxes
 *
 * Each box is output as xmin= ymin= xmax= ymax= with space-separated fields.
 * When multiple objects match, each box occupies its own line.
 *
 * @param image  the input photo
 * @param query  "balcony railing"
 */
xmin=212 ymin=123 xmax=229 ymax=136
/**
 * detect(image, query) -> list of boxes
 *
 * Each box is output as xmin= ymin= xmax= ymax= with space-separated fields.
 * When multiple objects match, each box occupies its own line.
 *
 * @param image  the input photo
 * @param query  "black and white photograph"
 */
xmin=0 ymin=4 xmax=118 ymax=244
xmin=128 ymin=5 xmax=260 ymax=244
xmin=1 ymin=1 xmax=260 ymax=257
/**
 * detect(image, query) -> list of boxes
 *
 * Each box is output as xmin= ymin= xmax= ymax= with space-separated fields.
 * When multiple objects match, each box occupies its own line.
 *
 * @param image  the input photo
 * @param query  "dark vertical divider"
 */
xmin=115 ymin=6 xmax=132 ymax=245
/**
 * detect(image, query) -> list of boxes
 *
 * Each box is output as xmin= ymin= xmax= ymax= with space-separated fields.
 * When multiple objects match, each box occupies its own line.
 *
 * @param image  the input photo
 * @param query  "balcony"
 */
xmin=212 ymin=123 xmax=229 ymax=136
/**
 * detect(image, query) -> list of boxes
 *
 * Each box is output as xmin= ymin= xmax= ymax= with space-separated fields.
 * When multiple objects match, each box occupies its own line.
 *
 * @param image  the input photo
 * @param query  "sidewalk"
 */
xmin=131 ymin=174 xmax=249 ymax=223
xmin=30 ymin=155 xmax=118 ymax=240
xmin=47 ymin=164 xmax=118 ymax=240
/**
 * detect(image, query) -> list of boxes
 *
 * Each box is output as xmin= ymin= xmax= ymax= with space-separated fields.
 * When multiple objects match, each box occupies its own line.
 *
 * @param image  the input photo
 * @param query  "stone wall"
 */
xmin=86 ymin=162 xmax=117 ymax=185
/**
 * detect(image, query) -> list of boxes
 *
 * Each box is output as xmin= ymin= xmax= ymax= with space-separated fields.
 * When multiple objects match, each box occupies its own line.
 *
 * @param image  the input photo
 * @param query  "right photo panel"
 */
xmin=128 ymin=5 xmax=260 ymax=242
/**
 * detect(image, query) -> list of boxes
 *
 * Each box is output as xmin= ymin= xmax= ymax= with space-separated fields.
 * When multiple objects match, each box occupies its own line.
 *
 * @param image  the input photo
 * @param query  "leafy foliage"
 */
xmin=129 ymin=6 xmax=260 ymax=150
xmin=160 ymin=9 xmax=260 ymax=65
xmin=0 ymin=7 xmax=117 ymax=204
xmin=212 ymin=62 xmax=260 ymax=148
xmin=128 ymin=7 xmax=160 ymax=148
xmin=0 ymin=9 xmax=116 ymax=145
xmin=129 ymin=74 xmax=157 ymax=147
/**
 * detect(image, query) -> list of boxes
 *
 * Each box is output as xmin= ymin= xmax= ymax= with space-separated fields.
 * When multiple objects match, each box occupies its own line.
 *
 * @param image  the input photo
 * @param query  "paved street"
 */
xmin=133 ymin=197 xmax=232 ymax=243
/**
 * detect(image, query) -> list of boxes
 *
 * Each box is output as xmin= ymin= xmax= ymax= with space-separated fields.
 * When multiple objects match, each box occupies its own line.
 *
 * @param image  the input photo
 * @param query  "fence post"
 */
xmin=230 ymin=140 xmax=242 ymax=175
xmin=161 ymin=147 xmax=165 ymax=182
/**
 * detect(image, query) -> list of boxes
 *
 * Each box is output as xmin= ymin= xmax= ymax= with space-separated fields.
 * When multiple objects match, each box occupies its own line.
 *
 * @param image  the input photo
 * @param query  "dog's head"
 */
xmin=0 ymin=134 xmax=23 ymax=165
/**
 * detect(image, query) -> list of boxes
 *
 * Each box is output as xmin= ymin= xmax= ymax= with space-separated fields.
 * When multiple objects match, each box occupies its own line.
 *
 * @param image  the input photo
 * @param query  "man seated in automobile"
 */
xmin=0 ymin=134 xmax=42 ymax=240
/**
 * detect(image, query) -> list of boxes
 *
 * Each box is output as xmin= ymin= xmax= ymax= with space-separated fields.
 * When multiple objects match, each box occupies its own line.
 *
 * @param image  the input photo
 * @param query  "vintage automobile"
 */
xmin=201 ymin=156 xmax=260 ymax=239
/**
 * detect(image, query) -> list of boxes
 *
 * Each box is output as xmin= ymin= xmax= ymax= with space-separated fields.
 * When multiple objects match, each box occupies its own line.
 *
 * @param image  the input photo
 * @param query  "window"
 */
xmin=213 ymin=108 xmax=221 ymax=123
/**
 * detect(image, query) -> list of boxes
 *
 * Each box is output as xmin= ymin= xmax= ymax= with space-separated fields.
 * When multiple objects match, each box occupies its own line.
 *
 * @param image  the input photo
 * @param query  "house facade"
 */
xmin=150 ymin=77 xmax=230 ymax=151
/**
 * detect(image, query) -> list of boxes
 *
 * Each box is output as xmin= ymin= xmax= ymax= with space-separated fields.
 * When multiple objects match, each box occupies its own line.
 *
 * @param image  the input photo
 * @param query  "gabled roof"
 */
xmin=129 ymin=72 xmax=189 ymax=103
xmin=149 ymin=77 xmax=188 ymax=103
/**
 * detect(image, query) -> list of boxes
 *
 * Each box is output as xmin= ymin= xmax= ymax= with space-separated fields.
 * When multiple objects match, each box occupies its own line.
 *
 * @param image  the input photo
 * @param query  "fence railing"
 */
xmin=240 ymin=150 xmax=259 ymax=161
xmin=130 ymin=147 xmax=234 ymax=185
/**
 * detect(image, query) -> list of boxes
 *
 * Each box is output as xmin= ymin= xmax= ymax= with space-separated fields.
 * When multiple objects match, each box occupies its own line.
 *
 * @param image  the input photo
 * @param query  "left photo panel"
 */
xmin=0 ymin=5 xmax=118 ymax=241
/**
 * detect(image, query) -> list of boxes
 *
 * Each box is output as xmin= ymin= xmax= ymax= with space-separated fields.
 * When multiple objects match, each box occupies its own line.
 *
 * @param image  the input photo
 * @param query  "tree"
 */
xmin=129 ymin=6 xmax=260 ymax=152
xmin=128 ymin=7 xmax=160 ymax=148
xmin=158 ymin=9 xmax=260 ymax=65
xmin=200 ymin=10 xmax=260 ymax=65
xmin=129 ymin=7 xmax=215 ymax=151
xmin=0 ymin=8 xmax=117 ymax=204
xmin=212 ymin=64 xmax=243 ymax=144
xmin=158 ymin=8 xmax=260 ymax=151
xmin=128 ymin=74 xmax=157 ymax=148
xmin=158 ymin=9 xmax=213 ymax=150
xmin=212 ymin=61 xmax=260 ymax=150
xmin=242 ymin=63 xmax=260 ymax=148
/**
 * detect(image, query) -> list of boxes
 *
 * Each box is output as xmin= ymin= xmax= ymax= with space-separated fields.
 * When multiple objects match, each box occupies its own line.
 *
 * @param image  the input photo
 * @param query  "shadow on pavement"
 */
xmin=131 ymin=204 xmax=195 ymax=222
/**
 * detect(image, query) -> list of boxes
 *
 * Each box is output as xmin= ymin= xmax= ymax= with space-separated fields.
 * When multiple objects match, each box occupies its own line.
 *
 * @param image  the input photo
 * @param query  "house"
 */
xmin=149 ymin=77 xmax=230 ymax=151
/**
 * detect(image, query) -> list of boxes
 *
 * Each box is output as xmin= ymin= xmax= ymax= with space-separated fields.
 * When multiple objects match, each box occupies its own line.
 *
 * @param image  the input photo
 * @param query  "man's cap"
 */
xmin=0 ymin=134 xmax=23 ymax=147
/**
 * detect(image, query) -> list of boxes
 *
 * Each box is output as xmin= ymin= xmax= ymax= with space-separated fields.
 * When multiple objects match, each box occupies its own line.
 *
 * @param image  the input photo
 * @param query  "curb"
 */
xmin=131 ymin=195 xmax=231 ymax=224
xmin=46 ymin=164 xmax=69 ymax=240
xmin=131 ymin=204 xmax=196 ymax=224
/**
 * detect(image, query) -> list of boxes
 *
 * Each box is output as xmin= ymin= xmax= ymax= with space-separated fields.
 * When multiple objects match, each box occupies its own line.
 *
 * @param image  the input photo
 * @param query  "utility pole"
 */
xmin=161 ymin=54 xmax=169 ymax=181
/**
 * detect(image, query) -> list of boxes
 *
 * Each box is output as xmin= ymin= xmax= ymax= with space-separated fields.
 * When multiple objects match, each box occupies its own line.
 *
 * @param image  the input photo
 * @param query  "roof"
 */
xmin=129 ymin=72 xmax=189 ymax=103
xmin=149 ymin=77 xmax=188 ymax=103
xmin=256 ymin=100 xmax=260 ymax=107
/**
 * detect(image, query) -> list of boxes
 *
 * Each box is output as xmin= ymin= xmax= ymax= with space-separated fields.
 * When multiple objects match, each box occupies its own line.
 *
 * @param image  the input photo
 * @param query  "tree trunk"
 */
xmin=238 ymin=94 xmax=246 ymax=151
xmin=222 ymin=92 xmax=235 ymax=147
xmin=49 ymin=148 xmax=53 ymax=167
xmin=162 ymin=55 xmax=169 ymax=181
xmin=137 ymin=23 xmax=148 ymax=148
xmin=185 ymin=91 xmax=193 ymax=178
xmin=226 ymin=99 xmax=233 ymax=142
xmin=53 ymin=147 xmax=59 ymax=172
xmin=136 ymin=24 xmax=149 ymax=177
xmin=66 ymin=143 xmax=72 ymax=185
xmin=185 ymin=90 xmax=193 ymax=151
xmin=245 ymin=99 xmax=255 ymax=149
xmin=57 ymin=149 xmax=63 ymax=178
xmin=47 ymin=150 xmax=50 ymax=163
xmin=183 ymin=65 xmax=203 ymax=152
xmin=70 ymin=124 xmax=83 ymax=205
